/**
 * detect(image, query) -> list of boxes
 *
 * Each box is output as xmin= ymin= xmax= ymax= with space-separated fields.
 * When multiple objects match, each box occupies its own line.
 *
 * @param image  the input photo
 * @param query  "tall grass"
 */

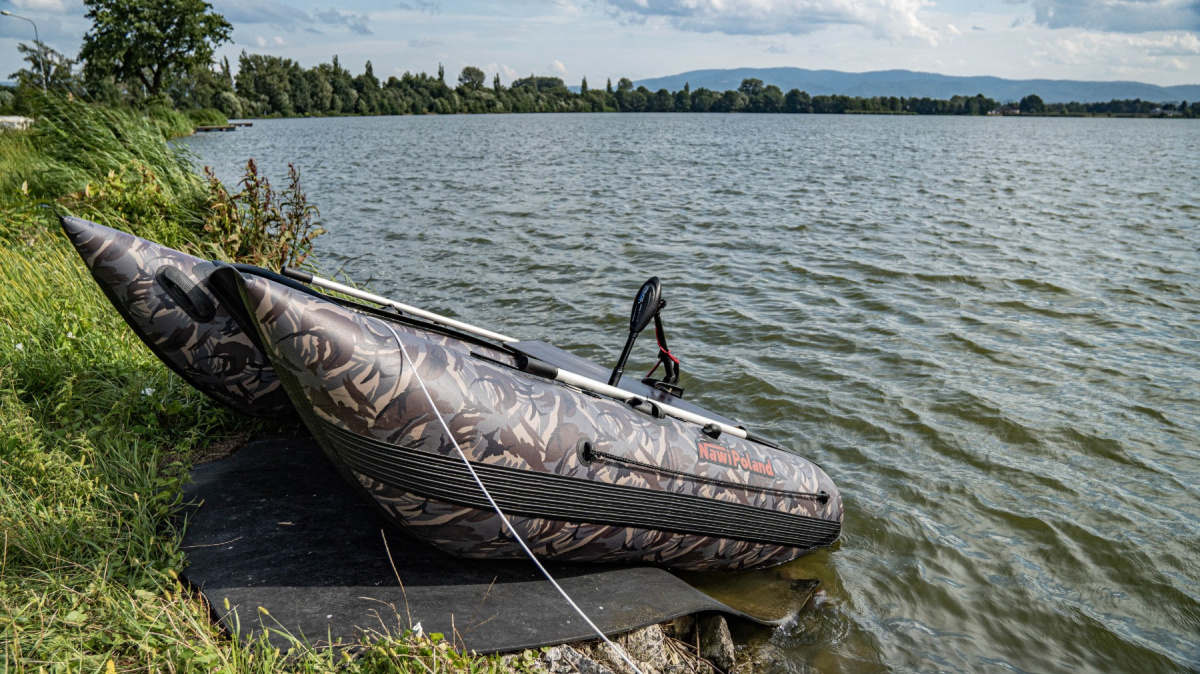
xmin=0 ymin=97 xmax=541 ymax=671
xmin=0 ymin=226 xmax=248 ymax=667
xmin=2 ymin=94 xmax=205 ymax=213
xmin=186 ymin=107 xmax=230 ymax=128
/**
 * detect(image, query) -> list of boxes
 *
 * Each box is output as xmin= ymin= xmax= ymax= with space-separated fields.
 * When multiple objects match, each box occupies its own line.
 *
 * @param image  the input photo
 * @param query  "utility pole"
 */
xmin=1 ymin=11 xmax=48 ymax=91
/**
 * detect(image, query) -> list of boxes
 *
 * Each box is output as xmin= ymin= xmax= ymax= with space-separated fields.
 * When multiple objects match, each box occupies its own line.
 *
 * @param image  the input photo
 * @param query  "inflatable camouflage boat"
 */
xmin=63 ymin=216 xmax=843 ymax=571
xmin=60 ymin=216 xmax=293 ymax=418
xmin=230 ymin=275 xmax=843 ymax=571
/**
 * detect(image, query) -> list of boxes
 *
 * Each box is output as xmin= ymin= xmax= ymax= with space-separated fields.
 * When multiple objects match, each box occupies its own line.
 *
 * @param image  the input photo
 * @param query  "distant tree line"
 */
xmin=1014 ymin=93 xmax=1199 ymax=117
xmin=5 ymin=39 xmax=1200 ymax=121
xmin=171 ymin=57 xmax=1014 ymax=118
xmin=163 ymin=56 xmax=1200 ymax=119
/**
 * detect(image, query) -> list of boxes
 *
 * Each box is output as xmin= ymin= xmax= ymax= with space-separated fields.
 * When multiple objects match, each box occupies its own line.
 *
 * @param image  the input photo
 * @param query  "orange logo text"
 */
xmin=697 ymin=440 xmax=775 ymax=478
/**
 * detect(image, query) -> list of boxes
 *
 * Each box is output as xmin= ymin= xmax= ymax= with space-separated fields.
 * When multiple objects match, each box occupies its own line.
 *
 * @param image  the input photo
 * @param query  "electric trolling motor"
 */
xmin=607 ymin=277 xmax=684 ymax=397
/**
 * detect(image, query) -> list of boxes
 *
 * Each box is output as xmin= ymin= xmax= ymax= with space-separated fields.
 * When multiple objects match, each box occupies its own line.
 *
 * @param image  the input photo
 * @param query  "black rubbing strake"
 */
xmin=317 ymin=421 xmax=841 ymax=550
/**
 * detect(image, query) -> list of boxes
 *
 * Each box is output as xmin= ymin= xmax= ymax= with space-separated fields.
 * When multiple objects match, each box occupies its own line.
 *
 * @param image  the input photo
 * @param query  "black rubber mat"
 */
xmin=181 ymin=436 xmax=773 ymax=654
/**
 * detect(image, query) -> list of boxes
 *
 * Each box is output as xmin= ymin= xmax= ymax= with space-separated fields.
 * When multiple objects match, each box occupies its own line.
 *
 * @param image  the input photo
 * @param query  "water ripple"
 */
xmin=188 ymin=114 xmax=1200 ymax=672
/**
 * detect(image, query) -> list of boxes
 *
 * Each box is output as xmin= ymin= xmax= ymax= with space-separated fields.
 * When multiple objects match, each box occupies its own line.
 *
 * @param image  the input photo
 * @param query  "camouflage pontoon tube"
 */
xmin=60 ymin=216 xmax=293 ymax=419
xmin=233 ymin=271 xmax=844 ymax=572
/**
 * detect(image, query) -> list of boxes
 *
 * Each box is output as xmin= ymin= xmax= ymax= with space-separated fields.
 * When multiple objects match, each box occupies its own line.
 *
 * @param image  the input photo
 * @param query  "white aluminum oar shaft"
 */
xmin=305 ymin=275 xmax=518 ymax=344
xmin=552 ymin=369 xmax=749 ymax=440
xmin=293 ymin=269 xmax=748 ymax=440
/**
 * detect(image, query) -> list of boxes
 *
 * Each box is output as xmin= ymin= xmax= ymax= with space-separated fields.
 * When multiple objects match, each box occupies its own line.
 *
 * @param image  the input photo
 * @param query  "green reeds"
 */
xmin=2 ymin=93 xmax=205 ymax=214
xmin=186 ymin=107 xmax=231 ymax=128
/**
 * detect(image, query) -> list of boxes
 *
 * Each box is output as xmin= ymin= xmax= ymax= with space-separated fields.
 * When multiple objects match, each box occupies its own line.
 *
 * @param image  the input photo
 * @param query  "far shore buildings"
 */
xmin=987 ymin=104 xmax=1021 ymax=115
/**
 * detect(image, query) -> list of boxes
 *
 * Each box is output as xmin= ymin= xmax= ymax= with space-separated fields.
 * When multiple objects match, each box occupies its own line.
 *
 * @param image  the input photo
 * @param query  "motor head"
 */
xmin=629 ymin=276 xmax=662 ymax=335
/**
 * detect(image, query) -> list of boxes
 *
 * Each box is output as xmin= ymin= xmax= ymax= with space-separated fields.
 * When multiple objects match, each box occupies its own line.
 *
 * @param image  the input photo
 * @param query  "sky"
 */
xmin=2 ymin=0 xmax=1199 ymax=87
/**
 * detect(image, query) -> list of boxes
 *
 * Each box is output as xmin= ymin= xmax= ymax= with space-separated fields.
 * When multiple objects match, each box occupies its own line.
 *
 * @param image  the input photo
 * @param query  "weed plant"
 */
xmin=205 ymin=159 xmax=326 ymax=270
xmin=0 ymin=98 xmax=538 ymax=671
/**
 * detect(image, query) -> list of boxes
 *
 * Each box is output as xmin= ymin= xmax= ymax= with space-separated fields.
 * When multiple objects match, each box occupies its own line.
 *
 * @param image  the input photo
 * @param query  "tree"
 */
xmin=9 ymin=41 xmax=80 ymax=91
xmin=606 ymin=78 xmax=613 ymax=94
xmin=512 ymin=75 xmax=566 ymax=93
xmin=690 ymin=87 xmax=719 ymax=112
xmin=617 ymin=77 xmax=633 ymax=92
xmin=80 ymin=0 xmax=232 ymax=97
xmin=493 ymin=73 xmax=502 ymax=92
xmin=760 ymin=84 xmax=784 ymax=113
xmin=712 ymin=89 xmax=748 ymax=112
xmin=784 ymin=88 xmax=811 ymax=113
xmin=458 ymin=66 xmax=485 ymax=90
xmin=738 ymin=78 xmax=764 ymax=97
xmin=673 ymin=86 xmax=690 ymax=112
xmin=580 ymin=76 xmax=588 ymax=94
xmin=438 ymin=63 xmax=445 ymax=83
xmin=354 ymin=60 xmax=381 ymax=114
xmin=1019 ymin=93 xmax=1045 ymax=114
xmin=167 ymin=60 xmax=232 ymax=110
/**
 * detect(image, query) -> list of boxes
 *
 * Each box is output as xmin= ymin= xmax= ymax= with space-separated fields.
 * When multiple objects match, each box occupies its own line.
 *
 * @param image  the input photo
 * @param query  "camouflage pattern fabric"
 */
xmin=60 ymin=216 xmax=292 ymax=419
xmin=237 ymin=273 xmax=843 ymax=571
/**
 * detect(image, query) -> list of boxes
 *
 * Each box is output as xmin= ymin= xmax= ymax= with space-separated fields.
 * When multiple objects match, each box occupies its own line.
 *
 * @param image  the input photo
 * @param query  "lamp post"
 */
xmin=1 ymin=10 xmax=47 ymax=91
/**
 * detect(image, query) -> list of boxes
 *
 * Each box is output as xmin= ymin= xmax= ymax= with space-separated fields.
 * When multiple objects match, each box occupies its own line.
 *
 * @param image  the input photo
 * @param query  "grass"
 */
xmin=0 ymin=95 xmax=544 ymax=672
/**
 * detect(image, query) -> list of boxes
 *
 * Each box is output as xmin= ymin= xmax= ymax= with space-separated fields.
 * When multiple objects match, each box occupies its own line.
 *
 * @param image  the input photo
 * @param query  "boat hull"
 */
xmin=60 ymin=216 xmax=292 ymax=418
xmin=235 ymin=273 xmax=843 ymax=571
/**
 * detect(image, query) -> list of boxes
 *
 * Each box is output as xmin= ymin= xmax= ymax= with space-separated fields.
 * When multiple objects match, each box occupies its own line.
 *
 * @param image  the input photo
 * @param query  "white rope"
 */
xmin=384 ymin=323 xmax=646 ymax=674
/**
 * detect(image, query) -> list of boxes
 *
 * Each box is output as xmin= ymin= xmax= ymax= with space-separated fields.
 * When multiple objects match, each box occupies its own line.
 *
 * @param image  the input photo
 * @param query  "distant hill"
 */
xmin=633 ymin=68 xmax=1200 ymax=104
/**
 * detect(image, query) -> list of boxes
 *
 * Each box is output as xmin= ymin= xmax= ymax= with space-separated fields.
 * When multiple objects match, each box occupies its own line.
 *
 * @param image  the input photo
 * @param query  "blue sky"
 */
xmin=2 ymin=0 xmax=1199 ymax=86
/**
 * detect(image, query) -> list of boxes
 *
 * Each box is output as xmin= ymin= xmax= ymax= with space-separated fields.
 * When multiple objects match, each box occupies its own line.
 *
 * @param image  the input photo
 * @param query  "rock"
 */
xmin=567 ymin=624 xmax=712 ymax=674
xmin=622 ymin=625 xmax=674 ymax=670
xmin=664 ymin=614 xmax=695 ymax=642
xmin=697 ymin=615 xmax=735 ymax=672
xmin=542 ymin=644 xmax=616 ymax=674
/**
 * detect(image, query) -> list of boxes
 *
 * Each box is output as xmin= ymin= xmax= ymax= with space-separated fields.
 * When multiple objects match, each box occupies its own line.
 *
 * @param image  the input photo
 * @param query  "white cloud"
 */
xmin=313 ymin=9 xmax=373 ymax=35
xmin=601 ymin=0 xmax=939 ymax=43
xmin=10 ymin=0 xmax=69 ymax=12
xmin=212 ymin=0 xmax=312 ymax=31
xmin=501 ymin=64 xmax=519 ymax=80
xmin=1032 ymin=0 xmax=1200 ymax=33
xmin=551 ymin=58 xmax=567 ymax=74
xmin=396 ymin=0 xmax=441 ymax=13
xmin=1035 ymin=30 xmax=1200 ymax=72
xmin=1056 ymin=31 xmax=1199 ymax=61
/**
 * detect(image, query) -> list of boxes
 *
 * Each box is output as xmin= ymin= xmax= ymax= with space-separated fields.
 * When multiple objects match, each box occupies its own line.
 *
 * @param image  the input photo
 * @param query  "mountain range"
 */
xmin=633 ymin=68 xmax=1200 ymax=104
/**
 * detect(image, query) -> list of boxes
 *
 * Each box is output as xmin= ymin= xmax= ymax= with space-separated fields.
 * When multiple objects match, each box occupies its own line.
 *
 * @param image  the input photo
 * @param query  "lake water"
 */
xmin=187 ymin=114 xmax=1200 ymax=672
